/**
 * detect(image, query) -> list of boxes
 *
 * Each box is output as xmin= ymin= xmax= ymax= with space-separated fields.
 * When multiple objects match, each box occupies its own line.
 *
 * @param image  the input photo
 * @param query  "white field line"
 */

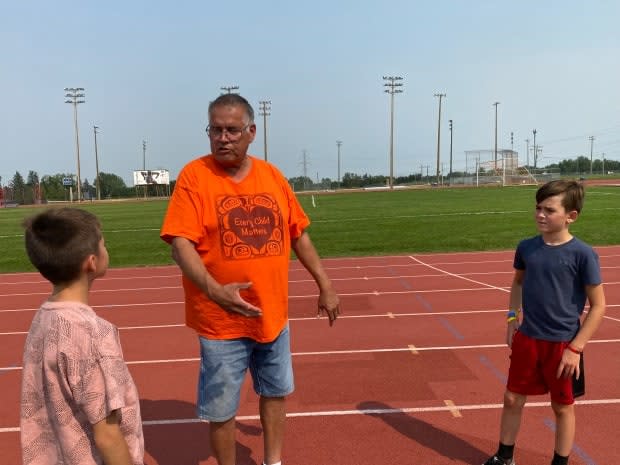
xmin=2 ymin=275 xmax=620 ymax=299
xmin=3 ymin=305 xmax=619 ymax=336
xmin=2 ymin=259 xmax=619 ymax=285
xmin=2 ymin=339 xmax=620 ymax=371
xmin=408 ymin=256 xmax=511 ymax=293
xmin=2 ymin=398 xmax=620 ymax=432
xmin=0 ymin=287 xmax=510 ymax=314
xmin=1 ymin=297 xmax=619 ymax=318
xmin=0 ymin=273 xmax=514 ymax=297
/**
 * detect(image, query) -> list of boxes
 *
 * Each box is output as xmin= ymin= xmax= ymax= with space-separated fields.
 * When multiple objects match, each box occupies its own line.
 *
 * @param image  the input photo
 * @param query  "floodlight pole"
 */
xmin=220 ymin=85 xmax=239 ymax=94
xmin=64 ymin=87 xmax=85 ymax=201
xmin=448 ymin=119 xmax=453 ymax=184
xmin=383 ymin=76 xmax=404 ymax=189
xmin=525 ymin=139 xmax=530 ymax=167
xmin=493 ymin=102 xmax=500 ymax=170
xmin=259 ymin=100 xmax=271 ymax=161
xmin=142 ymin=140 xmax=147 ymax=199
xmin=434 ymin=93 xmax=446 ymax=185
xmin=94 ymin=125 xmax=101 ymax=200
xmin=336 ymin=140 xmax=343 ymax=188
xmin=142 ymin=140 xmax=147 ymax=170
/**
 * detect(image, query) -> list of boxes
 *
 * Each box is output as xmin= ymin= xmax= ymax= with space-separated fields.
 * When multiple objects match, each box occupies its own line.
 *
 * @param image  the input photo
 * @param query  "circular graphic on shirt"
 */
xmin=217 ymin=193 xmax=285 ymax=259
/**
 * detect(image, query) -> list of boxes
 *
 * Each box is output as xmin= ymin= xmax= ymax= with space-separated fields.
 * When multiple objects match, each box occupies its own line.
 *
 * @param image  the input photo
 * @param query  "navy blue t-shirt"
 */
xmin=515 ymin=235 xmax=601 ymax=341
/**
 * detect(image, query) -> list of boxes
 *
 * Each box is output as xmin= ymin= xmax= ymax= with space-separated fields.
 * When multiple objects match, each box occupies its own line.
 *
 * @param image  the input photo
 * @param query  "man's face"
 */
xmin=208 ymin=104 xmax=256 ymax=169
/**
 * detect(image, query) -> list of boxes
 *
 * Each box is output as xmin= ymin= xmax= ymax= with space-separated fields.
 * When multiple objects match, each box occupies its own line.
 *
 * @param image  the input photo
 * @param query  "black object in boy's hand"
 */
xmin=572 ymin=352 xmax=585 ymax=398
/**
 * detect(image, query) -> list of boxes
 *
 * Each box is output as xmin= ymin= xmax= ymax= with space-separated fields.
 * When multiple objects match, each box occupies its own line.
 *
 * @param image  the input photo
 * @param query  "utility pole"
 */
xmin=142 ymin=140 xmax=147 ymax=170
xmin=142 ymin=140 xmax=147 ymax=199
xmin=510 ymin=132 xmax=514 ymax=151
xmin=64 ymin=87 xmax=85 ymax=201
xmin=259 ymin=100 xmax=271 ymax=161
xmin=93 ymin=126 xmax=101 ymax=200
xmin=589 ymin=135 xmax=595 ymax=175
xmin=434 ymin=93 xmax=446 ymax=185
xmin=448 ymin=119 xmax=453 ymax=184
xmin=532 ymin=129 xmax=537 ymax=168
xmin=301 ymin=150 xmax=310 ymax=190
xmin=220 ymin=85 xmax=239 ymax=94
xmin=525 ymin=139 xmax=530 ymax=167
xmin=336 ymin=140 xmax=343 ymax=188
xmin=493 ymin=102 xmax=500 ymax=170
xmin=383 ymin=76 xmax=404 ymax=189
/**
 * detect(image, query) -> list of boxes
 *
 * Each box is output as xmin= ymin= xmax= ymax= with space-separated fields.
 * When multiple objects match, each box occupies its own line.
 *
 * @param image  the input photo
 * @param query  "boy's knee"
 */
xmin=551 ymin=400 xmax=574 ymax=416
xmin=503 ymin=390 xmax=526 ymax=410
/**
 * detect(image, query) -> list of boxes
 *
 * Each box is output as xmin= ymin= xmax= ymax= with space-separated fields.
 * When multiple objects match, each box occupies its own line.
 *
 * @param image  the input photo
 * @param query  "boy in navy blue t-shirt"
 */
xmin=483 ymin=180 xmax=606 ymax=465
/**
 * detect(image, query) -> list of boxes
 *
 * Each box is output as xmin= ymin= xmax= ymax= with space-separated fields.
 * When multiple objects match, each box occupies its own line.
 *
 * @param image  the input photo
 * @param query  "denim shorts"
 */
xmin=196 ymin=325 xmax=294 ymax=422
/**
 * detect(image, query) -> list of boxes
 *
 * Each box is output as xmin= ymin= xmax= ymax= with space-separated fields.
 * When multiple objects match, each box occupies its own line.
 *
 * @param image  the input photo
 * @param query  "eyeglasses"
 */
xmin=206 ymin=124 xmax=251 ymax=139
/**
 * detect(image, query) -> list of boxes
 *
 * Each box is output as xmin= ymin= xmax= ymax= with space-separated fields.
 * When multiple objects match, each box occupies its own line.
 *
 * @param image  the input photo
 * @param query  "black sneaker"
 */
xmin=482 ymin=456 xmax=515 ymax=465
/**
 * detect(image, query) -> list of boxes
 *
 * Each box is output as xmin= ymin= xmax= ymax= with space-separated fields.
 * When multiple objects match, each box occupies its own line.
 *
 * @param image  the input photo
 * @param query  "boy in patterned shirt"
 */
xmin=20 ymin=208 xmax=144 ymax=465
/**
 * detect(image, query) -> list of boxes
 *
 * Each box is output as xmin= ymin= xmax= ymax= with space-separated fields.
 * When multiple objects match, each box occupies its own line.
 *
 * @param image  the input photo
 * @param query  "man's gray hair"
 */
xmin=208 ymin=94 xmax=255 ymax=123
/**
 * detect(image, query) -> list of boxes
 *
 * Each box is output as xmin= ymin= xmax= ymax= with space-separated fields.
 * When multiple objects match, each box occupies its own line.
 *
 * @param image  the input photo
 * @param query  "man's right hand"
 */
xmin=208 ymin=282 xmax=262 ymax=317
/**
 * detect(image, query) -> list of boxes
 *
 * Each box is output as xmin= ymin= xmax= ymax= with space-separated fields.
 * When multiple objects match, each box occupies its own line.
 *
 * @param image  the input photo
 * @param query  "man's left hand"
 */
xmin=317 ymin=290 xmax=340 ymax=326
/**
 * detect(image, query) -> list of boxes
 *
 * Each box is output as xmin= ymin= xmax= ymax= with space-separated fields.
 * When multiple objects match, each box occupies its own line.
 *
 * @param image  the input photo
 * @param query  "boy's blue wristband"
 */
xmin=506 ymin=310 xmax=517 ymax=318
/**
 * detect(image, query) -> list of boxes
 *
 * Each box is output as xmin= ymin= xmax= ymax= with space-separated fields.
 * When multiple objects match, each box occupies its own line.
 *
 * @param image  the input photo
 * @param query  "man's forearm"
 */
xmin=171 ymin=237 xmax=217 ymax=296
xmin=291 ymin=232 xmax=332 ymax=290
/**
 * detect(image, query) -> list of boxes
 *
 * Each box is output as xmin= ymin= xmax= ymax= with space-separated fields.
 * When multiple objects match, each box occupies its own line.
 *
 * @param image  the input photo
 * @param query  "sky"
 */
xmin=1 ymin=1 xmax=620 ymax=187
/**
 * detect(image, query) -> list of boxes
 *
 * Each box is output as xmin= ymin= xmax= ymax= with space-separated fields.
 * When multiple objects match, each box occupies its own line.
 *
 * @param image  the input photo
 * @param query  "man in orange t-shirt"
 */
xmin=160 ymin=93 xmax=340 ymax=465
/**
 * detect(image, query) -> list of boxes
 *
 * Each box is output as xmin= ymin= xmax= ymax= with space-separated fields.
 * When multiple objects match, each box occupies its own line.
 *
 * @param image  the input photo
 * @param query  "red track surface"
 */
xmin=2 ymin=248 xmax=619 ymax=465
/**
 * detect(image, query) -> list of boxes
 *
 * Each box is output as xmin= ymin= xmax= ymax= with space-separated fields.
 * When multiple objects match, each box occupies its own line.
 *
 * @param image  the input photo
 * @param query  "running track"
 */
xmin=1 ymin=248 xmax=620 ymax=465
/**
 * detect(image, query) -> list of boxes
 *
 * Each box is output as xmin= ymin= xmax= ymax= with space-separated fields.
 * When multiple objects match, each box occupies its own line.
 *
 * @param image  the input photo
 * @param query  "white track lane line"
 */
xmin=2 ymin=398 xmax=620 ymax=432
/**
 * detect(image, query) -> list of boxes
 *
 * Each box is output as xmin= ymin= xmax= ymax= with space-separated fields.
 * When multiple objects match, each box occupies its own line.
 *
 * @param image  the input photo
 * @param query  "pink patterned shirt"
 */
xmin=20 ymin=301 xmax=144 ymax=465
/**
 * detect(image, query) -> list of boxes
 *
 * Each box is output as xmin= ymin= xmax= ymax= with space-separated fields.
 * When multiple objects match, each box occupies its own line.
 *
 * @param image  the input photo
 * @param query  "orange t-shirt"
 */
xmin=160 ymin=155 xmax=310 ymax=342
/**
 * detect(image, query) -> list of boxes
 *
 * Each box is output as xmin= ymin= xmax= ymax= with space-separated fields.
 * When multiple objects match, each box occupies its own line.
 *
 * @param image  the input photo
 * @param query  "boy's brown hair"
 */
xmin=23 ymin=208 xmax=102 ymax=284
xmin=535 ymin=179 xmax=585 ymax=213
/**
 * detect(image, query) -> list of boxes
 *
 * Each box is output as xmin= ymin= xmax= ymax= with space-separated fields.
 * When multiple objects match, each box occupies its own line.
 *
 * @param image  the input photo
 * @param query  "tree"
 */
xmin=26 ymin=171 xmax=39 ymax=186
xmin=288 ymin=176 xmax=314 ymax=191
xmin=99 ymin=172 xmax=130 ymax=198
xmin=39 ymin=174 xmax=76 ymax=201
xmin=82 ymin=178 xmax=94 ymax=200
xmin=10 ymin=171 xmax=26 ymax=204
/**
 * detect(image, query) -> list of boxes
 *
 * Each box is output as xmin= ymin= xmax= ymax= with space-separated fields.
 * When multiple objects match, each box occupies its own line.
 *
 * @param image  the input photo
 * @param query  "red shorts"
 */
xmin=507 ymin=331 xmax=575 ymax=405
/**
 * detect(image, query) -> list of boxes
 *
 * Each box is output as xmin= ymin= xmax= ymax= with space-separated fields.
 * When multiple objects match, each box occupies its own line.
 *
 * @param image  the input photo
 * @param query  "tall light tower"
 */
xmin=93 ymin=125 xmax=101 ymax=200
xmin=259 ymin=100 xmax=271 ymax=161
xmin=383 ymin=76 xmax=404 ymax=189
xmin=525 ymin=139 xmax=530 ymax=167
xmin=142 ymin=140 xmax=147 ymax=170
xmin=493 ymin=101 xmax=500 ymax=170
xmin=448 ymin=119 xmax=453 ymax=184
xmin=220 ymin=85 xmax=239 ymax=94
xmin=434 ymin=93 xmax=446 ymax=185
xmin=336 ymin=140 xmax=343 ymax=188
xmin=64 ymin=87 xmax=85 ymax=201
xmin=142 ymin=140 xmax=147 ymax=199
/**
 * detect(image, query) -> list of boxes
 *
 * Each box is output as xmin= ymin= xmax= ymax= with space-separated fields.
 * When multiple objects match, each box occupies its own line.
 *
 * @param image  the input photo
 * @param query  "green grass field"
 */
xmin=2 ymin=185 xmax=620 ymax=273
